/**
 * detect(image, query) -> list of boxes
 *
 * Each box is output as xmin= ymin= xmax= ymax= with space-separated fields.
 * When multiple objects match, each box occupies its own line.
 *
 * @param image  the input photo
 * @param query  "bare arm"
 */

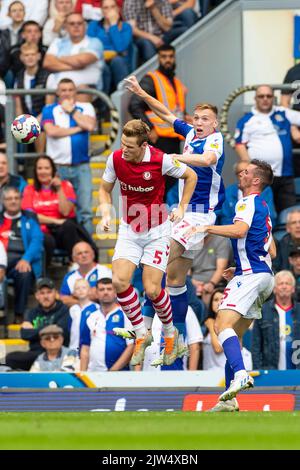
xmin=57 ymin=186 xmax=74 ymax=217
xmin=125 ymin=75 xmax=177 ymax=125
xmin=173 ymin=0 xmax=195 ymax=16
xmin=59 ymin=53 xmax=98 ymax=69
xmin=43 ymin=122 xmax=82 ymax=138
xmin=188 ymin=342 xmax=200 ymax=370
xmin=37 ymin=214 xmax=66 ymax=225
xmin=177 ymin=167 xmax=197 ymax=210
xmin=206 ymin=221 xmax=249 ymax=239
xmin=235 ymin=143 xmax=250 ymax=162
xmin=72 ymin=110 xmax=96 ymax=132
xmin=80 ymin=345 xmax=90 ymax=371
xmin=99 ymin=180 xmax=115 ymax=231
xmin=146 ymin=0 xmax=172 ymax=32
xmin=209 ymin=258 xmax=229 ymax=286
xmin=205 ymin=318 xmax=223 ymax=354
xmin=280 ymin=94 xmax=292 ymax=108
xmin=43 ymin=53 xmax=73 ymax=72
xmin=269 ymin=237 xmax=277 ymax=259
xmin=109 ymin=344 xmax=135 ymax=371
xmin=175 ymin=151 xmax=217 ymax=167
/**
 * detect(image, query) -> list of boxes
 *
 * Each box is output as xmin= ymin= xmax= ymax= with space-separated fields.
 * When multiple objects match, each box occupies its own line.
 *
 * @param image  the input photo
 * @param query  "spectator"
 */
xmin=60 ymin=241 xmax=112 ymax=307
xmin=288 ymin=247 xmax=300 ymax=302
xmin=0 ymin=186 xmax=43 ymax=323
xmin=42 ymin=78 xmax=96 ymax=234
xmin=5 ymin=277 xmax=70 ymax=370
xmin=0 ymin=152 xmax=27 ymax=212
xmin=0 ymin=0 xmax=48 ymax=28
xmin=21 ymin=156 xmax=95 ymax=266
xmin=123 ymin=0 xmax=174 ymax=62
xmin=251 ymin=270 xmax=300 ymax=370
xmin=273 ymin=209 xmax=300 ymax=272
xmin=0 ymin=1 xmax=25 ymax=82
xmin=30 ymin=324 xmax=79 ymax=371
xmin=14 ymin=42 xmax=49 ymax=153
xmin=87 ymin=0 xmax=133 ymax=94
xmin=140 ymin=305 xmax=203 ymax=371
xmin=0 ymin=240 xmax=7 ymax=312
xmin=235 ymin=84 xmax=300 ymax=213
xmin=128 ymin=44 xmax=188 ymax=205
xmin=219 ymin=161 xmax=277 ymax=227
xmin=203 ymin=288 xmax=252 ymax=371
xmin=43 ymin=0 xmax=74 ymax=47
xmin=10 ymin=20 xmax=47 ymax=77
xmin=191 ymin=234 xmax=230 ymax=304
xmin=69 ymin=278 xmax=100 ymax=350
xmin=44 ymin=12 xmax=104 ymax=94
xmin=281 ymin=62 xmax=300 ymax=176
xmin=80 ymin=277 xmax=134 ymax=371
xmin=168 ymin=0 xmax=197 ymax=33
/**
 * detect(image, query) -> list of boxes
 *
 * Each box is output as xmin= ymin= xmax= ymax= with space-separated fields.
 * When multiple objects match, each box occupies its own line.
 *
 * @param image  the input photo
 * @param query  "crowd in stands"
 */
xmin=1 ymin=0 xmax=300 ymax=374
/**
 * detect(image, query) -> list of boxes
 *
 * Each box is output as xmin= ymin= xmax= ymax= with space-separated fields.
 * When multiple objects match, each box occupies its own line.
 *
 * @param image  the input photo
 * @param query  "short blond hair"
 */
xmin=193 ymin=103 xmax=218 ymax=117
xmin=123 ymin=119 xmax=150 ymax=146
xmin=20 ymin=42 xmax=39 ymax=54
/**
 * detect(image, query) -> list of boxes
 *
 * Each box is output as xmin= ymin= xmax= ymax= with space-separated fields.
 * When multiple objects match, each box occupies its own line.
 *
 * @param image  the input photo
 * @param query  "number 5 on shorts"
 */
xmin=153 ymin=250 xmax=163 ymax=265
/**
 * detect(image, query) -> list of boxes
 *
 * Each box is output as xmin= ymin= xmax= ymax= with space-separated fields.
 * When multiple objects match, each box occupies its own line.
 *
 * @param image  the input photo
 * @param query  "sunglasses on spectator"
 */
xmin=42 ymin=334 xmax=62 ymax=341
xmin=256 ymin=94 xmax=273 ymax=99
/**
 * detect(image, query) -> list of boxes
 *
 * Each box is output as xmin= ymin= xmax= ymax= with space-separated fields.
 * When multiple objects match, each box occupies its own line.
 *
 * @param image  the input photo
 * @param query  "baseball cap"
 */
xmin=289 ymin=246 xmax=300 ymax=257
xmin=39 ymin=324 xmax=64 ymax=338
xmin=36 ymin=278 xmax=55 ymax=290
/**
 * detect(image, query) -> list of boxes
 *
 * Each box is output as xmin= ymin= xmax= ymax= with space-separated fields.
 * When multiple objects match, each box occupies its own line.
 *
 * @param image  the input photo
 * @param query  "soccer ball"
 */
xmin=11 ymin=114 xmax=41 ymax=144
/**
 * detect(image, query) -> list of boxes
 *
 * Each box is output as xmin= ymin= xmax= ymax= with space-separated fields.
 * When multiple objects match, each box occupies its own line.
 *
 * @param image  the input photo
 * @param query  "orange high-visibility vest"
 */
xmin=146 ymin=70 xmax=186 ymax=140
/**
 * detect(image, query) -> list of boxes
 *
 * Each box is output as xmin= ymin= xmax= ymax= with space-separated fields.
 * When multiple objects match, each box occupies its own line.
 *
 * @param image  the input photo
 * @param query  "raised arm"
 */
xmin=125 ymin=75 xmax=177 ymax=125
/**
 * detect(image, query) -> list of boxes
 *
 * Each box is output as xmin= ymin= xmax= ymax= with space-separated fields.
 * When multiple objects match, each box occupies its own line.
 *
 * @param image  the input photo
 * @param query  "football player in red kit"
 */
xmin=99 ymin=119 xmax=197 ymax=366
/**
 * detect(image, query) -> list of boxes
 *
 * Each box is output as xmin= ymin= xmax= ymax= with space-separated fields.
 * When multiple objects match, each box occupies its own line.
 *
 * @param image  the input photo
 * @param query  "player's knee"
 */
xmin=112 ymin=274 xmax=130 ymax=293
xmin=144 ymin=285 xmax=161 ymax=300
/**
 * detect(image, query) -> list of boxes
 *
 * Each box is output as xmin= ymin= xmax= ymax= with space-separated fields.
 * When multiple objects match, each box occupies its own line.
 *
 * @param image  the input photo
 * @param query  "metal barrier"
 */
xmin=220 ymin=83 xmax=300 ymax=149
xmin=3 ymin=88 xmax=120 ymax=173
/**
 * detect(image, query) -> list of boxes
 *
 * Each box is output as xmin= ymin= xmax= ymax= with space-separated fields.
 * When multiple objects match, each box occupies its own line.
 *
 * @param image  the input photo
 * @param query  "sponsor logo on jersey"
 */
xmin=210 ymin=141 xmax=219 ymax=149
xmin=173 ymin=159 xmax=181 ymax=168
xmin=119 ymin=180 xmax=154 ymax=192
xmin=237 ymin=281 xmax=242 ymax=288
xmin=112 ymin=314 xmax=120 ymax=323
xmin=274 ymin=113 xmax=284 ymax=122
xmin=237 ymin=203 xmax=246 ymax=211
xmin=143 ymin=171 xmax=152 ymax=180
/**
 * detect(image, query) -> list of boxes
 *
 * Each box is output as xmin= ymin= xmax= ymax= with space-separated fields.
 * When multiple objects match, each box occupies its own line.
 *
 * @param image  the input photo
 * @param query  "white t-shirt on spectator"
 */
xmin=46 ymin=35 xmax=103 ymax=88
xmin=43 ymin=18 xmax=68 ymax=47
xmin=202 ymin=332 xmax=252 ymax=371
xmin=0 ymin=0 xmax=49 ymax=27
xmin=0 ymin=240 xmax=7 ymax=268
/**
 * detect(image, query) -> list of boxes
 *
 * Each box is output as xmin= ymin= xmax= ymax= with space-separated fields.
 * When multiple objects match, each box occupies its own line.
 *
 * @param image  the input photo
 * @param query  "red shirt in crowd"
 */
xmin=21 ymin=181 xmax=76 ymax=233
xmin=74 ymin=0 xmax=124 ymax=15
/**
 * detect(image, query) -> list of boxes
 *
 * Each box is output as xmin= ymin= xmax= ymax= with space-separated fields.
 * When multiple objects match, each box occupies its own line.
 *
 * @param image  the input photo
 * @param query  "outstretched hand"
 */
xmin=124 ymin=76 xmax=144 ymax=96
xmin=223 ymin=267 xmax=236 ymax=282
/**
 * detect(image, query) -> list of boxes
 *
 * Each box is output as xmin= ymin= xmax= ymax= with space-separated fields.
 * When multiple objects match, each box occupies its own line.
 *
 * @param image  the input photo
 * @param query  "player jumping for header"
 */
xmin=99 ymin=119 xmax=197 ymax=366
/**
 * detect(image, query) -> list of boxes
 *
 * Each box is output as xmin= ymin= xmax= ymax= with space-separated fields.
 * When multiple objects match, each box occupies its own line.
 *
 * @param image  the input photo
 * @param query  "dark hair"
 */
xmin=157 ymin=44 xmax=175 ymax=54
xmin=123 ymin=119 xmax=150 ymax=146
xmin=207 ymin=287 xmax=224 ymax=320
xmin=21 ymin=20 xmax=42 ymax=33
xmin=250 ymin=159 xmax=274 ymax=189
xmin=97 ymin=277 xmax=113 ymax=287
xmin=33 ymin=156 xmax=57 ymax=191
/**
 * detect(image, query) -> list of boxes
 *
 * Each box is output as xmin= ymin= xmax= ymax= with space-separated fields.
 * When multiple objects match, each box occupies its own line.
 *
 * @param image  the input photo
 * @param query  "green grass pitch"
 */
xmin=0 ymin=412 xmax=300 ymax=449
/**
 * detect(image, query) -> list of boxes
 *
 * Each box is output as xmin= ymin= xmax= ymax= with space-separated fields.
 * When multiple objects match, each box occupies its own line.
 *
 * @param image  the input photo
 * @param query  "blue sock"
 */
xmin=168 ymin=285 xmax=188 ymax=336
xmin=218 ymin=328 xmax=245 ymax=375
xmin=225 ymin=360 xmax=234 ymax=390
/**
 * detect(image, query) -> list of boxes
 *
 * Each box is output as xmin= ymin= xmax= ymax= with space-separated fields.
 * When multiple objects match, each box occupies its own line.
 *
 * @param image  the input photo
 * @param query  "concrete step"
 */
xmin=0 ymin=339 xmax=29 ymax=362
xmin=7 ymin=324 xmax=21 ymax=339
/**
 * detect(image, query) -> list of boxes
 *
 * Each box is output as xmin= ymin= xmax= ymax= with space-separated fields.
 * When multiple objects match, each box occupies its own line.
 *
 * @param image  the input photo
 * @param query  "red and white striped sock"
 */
xmin=152 ymin=289 xmax=174 ymax=337
xmin=117 ymin=286 xmax=147 ymax=337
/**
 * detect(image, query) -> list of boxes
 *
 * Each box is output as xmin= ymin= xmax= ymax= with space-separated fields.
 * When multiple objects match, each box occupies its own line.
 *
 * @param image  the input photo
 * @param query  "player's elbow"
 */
xmin=235 ymin=228 xmax=248 ymax=238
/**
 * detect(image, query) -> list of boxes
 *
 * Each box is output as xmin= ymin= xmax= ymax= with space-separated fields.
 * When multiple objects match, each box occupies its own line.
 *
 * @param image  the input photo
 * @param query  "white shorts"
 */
xmin=218 ymin=272 xmax=274 ymax=320
xmin=112 ymin=219 xmax=171 ymax=272
xmin=172 ymin=211 xmax=216 ymax=259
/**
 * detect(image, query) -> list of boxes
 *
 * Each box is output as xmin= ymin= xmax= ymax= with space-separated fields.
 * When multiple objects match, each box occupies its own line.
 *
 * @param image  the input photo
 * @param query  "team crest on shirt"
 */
xmin=237 ymin=204 xmax=246 ymax=211
xmin=274 ymin=113 xmax=284 ymax=122
xmin=112 ymin=314 xmax=120 ymax=322
xmin=89 ymin=274 xmax=97 ymax=283
xmin=143 ymin=171 xmax=152 ymax=180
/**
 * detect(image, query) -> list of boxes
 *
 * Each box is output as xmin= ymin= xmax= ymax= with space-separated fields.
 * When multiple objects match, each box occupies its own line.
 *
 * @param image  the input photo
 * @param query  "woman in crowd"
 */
xmin=21 ymin=155 xmax=96 ymax=265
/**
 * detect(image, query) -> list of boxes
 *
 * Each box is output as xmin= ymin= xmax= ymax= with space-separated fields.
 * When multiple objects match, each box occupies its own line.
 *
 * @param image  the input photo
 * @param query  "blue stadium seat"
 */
xmin=295 ymin=177 xmax=300 ymax=203
xmin=273 ymin=230 xmax=287 ymax=242
xmin=277 ymin=204 xmax=300 ymax=226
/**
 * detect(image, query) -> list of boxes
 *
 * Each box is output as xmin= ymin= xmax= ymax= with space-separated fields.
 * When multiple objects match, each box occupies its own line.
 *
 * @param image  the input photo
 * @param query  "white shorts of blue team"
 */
xmin=171 ymin=211 xmax=216 ymax=260
xmin=218 ymin=272 xmax=274 ymax=320
xmin=112 ymin=219 xmax=172 ymax=272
